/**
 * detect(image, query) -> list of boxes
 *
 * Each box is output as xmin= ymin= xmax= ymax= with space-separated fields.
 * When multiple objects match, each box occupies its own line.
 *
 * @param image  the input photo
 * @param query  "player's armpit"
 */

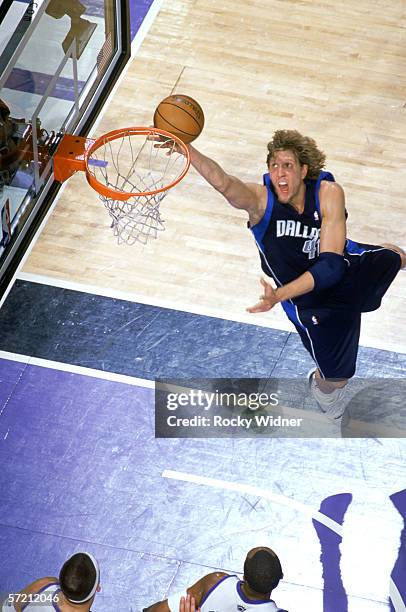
xmin=318 ymin=181 xmax=346 ymax=254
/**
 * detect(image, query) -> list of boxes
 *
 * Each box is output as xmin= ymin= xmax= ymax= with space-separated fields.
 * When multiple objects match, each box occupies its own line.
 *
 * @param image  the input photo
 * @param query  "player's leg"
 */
xmin=354 ymin=244 xmax=404 ymax=312
xmin=307 ymin=369 xmax=348 ymax=421
xmin=379 ymin=243 xmax=406 ymax=268
xmin=313 ymin=370 xmax=347 ymax=391
xmin=294 ymin=309 xmax=360 ymax=422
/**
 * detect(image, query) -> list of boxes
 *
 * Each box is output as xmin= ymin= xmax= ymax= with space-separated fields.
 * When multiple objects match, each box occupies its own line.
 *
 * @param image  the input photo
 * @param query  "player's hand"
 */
xmin=148 ymin=127 xmax=187 ymax=156
xmin=179 ymin=594 xmax=200 ymax=612
xmin=247 ymin=277 xmax=279 ymax=313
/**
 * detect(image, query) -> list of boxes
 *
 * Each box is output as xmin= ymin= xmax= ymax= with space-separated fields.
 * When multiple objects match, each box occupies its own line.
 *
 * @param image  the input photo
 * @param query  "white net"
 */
xmin=86 ymin=128 xmax=189 ymax=245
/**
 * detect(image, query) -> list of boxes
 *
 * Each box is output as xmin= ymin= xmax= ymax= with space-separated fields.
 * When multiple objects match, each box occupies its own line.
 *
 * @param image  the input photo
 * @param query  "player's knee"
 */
xmin=393 ymin=246 xmax=406 ymax=269
xmin=381 ymin=243 xmax=406 ymax=268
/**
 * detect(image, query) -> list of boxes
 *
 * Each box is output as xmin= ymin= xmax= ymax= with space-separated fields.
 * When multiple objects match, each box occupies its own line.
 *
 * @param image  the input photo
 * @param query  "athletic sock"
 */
xmin=308 ymin=371 xmax=347 ymax=420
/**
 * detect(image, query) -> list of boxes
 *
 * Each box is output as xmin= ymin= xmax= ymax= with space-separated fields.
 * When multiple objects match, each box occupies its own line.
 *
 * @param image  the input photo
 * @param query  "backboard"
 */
xmin=0 ymin=0 xmax=130 ymax=296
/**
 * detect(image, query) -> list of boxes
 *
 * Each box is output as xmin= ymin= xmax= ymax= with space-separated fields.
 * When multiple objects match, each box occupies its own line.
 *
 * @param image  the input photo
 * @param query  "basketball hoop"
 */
xmin=53 ymin=127 xmax=190 ymax=244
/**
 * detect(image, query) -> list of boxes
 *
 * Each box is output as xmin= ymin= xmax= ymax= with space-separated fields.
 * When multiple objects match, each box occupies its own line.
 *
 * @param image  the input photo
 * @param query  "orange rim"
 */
xmin=84 ymin=126 xmax=191 ymax=201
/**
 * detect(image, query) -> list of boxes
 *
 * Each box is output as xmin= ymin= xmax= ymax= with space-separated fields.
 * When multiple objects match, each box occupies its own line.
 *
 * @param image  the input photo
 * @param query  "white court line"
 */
xmin=390 ymin=583 xmax=406 ymax=612
xmin=14 ymin=273 xmax=406 ymax=355
xmin=162 ymin=470 xmax=403 ymax=611
xmin=15 ymin=272 xmax=293 ymax=332
xmin=0 ymin=350 xmax=154 ymax=388
xmin=162 ymin=469 xmax=343 ymax=535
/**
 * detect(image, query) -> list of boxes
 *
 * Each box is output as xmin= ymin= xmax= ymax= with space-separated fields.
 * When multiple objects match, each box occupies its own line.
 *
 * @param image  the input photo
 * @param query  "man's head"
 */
xmin=243 ymin=547 xmax=283 ymax=594
xmin=266 ymin=130 xmax=326 ymax=204
xmin=59 ymin=552 xmax=100 ymax=605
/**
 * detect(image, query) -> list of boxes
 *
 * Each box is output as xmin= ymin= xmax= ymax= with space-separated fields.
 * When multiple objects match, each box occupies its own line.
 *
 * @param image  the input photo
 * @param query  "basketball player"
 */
xmin=182 ymin=129 xmax=405 ymax=425
xmin=2 ymin=552 xmax=100 ymax=611
xmin=143 ymin=546 xmax=286 ymax=611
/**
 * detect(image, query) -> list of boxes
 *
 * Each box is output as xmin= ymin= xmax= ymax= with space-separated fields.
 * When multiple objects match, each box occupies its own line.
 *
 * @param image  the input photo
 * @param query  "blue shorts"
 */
xmin=288 ymin=245 xmax=401 ymax=379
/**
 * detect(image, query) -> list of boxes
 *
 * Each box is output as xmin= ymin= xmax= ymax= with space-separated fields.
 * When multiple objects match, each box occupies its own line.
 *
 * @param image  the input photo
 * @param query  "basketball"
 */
xmin=153 ymin=94 xmax=204 ymax=144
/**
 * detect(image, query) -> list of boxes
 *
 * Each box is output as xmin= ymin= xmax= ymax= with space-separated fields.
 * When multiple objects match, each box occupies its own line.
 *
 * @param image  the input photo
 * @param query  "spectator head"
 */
xmin=59 ymin=552 xmax=100 ymax=605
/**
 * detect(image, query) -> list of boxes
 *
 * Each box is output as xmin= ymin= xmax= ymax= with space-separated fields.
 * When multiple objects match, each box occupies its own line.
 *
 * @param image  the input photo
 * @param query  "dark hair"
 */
xmin=266 ymin=129 xmax=326 ymax=179
xmin=59 ymin=553 xmax=98 ymax=603
xmin=244 ymin=549 xmax=283 ymax=594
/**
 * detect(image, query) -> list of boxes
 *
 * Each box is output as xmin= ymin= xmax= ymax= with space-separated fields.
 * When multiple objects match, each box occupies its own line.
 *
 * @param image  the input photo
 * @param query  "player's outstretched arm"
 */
xmin=247 ymin=274 xmax=315 ymax=312
xmin=188 ymin=145 xmax=266 ymax=218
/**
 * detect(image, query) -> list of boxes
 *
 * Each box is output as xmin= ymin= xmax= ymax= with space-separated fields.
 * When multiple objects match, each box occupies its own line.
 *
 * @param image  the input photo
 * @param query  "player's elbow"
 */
xmin=215 ymin=173 xmax=234 ymax=199
xmin=309 ymin=252 xmax=347 ymax=292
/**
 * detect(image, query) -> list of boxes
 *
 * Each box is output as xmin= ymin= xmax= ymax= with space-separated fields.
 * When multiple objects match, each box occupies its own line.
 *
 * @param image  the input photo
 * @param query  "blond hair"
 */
xmin=266 ymin=130 xmax=326 ymax=179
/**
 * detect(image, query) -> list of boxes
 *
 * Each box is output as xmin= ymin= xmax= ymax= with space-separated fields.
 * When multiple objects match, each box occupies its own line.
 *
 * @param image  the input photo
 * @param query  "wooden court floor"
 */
xmin=22 ymin=0 xmax=406 ymax=354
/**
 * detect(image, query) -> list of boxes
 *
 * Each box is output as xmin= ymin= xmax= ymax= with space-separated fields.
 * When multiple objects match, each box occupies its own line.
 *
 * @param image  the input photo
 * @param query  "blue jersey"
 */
xmin=250 ymin=170 xmax=334 ymax=292
xmin=249 ymin=170 xmax=382 ymax=314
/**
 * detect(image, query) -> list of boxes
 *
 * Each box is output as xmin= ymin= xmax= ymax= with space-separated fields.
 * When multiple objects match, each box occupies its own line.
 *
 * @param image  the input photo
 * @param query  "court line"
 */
xmin=14 ymin=272 xmax=406 ymax=357
xmin=15 ymin=271 xmax=296 ymax=333
xmin=2 ymin=355 xmax=402 ymax=436
xmin=162 ymin=470 xmax=403 ymax=611
xmin=0 ymin=350 xmax=154 ymax=388
xmin=162 ymin=469 xmax=343 ymax=534
xmin=390 ymin=583 xmax=405 ymax=612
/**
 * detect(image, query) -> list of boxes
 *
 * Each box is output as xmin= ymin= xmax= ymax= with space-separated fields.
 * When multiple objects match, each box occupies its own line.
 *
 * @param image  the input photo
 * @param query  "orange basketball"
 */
xmin=153 ymin=94 xmax=204 ymax=144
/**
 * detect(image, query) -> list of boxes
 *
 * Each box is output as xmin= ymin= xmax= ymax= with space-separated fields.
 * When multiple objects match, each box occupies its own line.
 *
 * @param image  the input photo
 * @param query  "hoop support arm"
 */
xmin=53 ymin=134 xmax=95 ymax=183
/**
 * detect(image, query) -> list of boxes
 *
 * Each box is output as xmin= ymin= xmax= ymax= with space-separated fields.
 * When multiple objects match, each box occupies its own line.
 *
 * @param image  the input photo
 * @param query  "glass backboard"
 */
xmin=0 ymin=0 xmax=130 ymax=296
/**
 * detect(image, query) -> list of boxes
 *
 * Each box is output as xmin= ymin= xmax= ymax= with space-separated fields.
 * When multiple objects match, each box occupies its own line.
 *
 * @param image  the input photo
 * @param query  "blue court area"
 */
xmin=2 ymin=280 xmax=406 ymax=380
xmin=0 ymin=280 xmax=405 ymax=610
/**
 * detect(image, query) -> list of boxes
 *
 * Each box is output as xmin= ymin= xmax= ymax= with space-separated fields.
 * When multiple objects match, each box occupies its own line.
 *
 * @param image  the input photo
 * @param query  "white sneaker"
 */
xmin=307 ymin=368 xmax=349 ymax=426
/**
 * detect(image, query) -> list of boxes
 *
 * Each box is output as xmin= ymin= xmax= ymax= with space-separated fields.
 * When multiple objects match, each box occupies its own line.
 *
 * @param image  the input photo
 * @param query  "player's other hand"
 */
xmin=247 ymin=277 xmax=279 ymax=313
xmin=179 ymin=594 xmax=200 ymax=612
